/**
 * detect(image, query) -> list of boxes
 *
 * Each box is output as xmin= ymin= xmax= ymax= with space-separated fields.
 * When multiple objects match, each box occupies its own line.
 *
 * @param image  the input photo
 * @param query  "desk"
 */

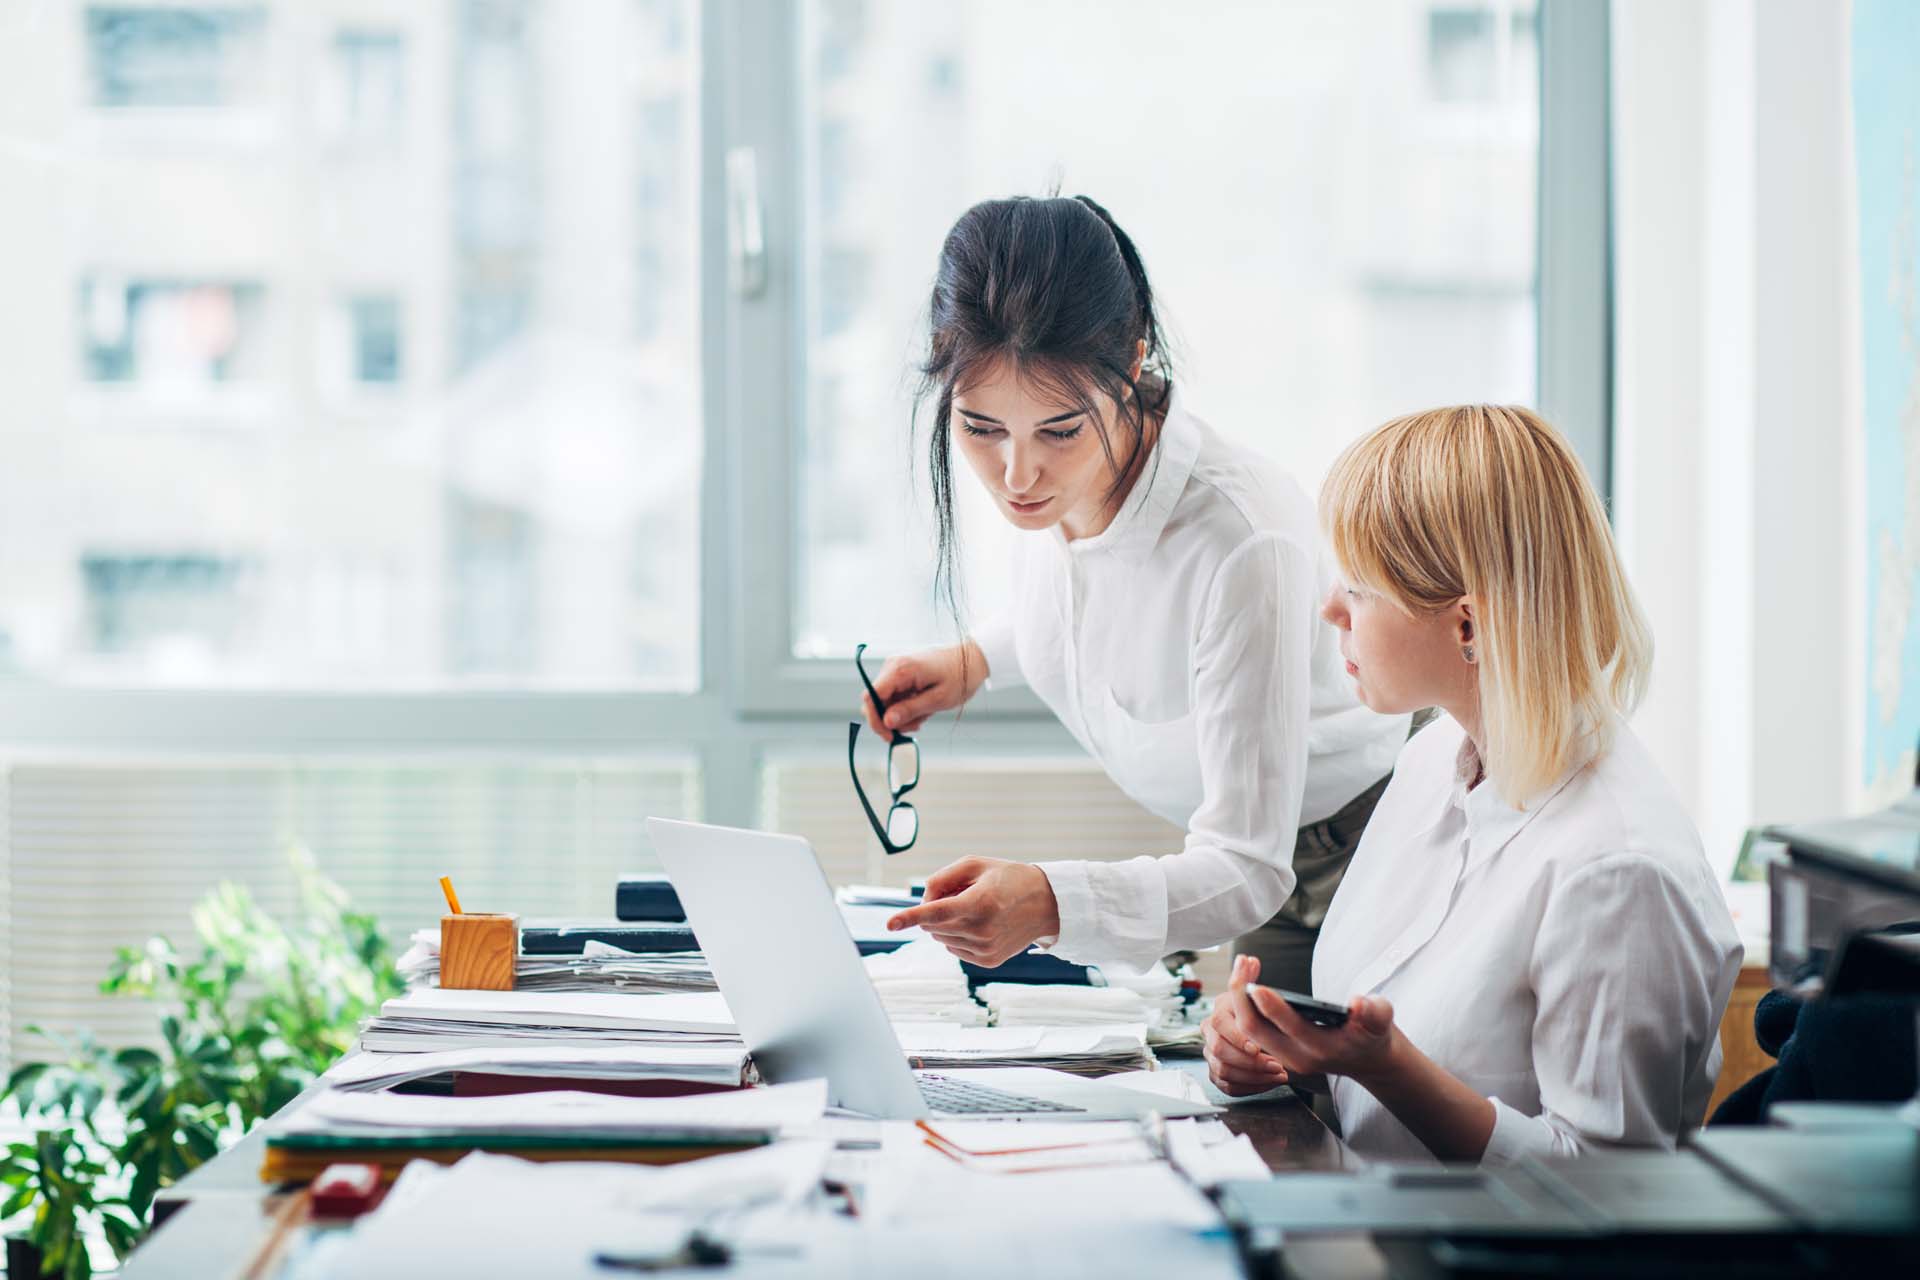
xmin=1706 ymin=958 xmax=1775 ymax=1120
xmin=118 ymin=1068 xmax=1349 ymax=1279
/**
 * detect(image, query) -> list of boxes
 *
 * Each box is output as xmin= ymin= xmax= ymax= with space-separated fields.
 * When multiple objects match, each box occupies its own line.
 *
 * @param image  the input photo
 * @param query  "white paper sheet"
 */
xmin=377 ymin=988 xmax=735 ymax=1032
xmin=325 ymin=1142 xmax=833 ymax=1280
xmin=840 ymin=902 xmax=925 ymax=942
xmin=918 ymin=1119 xmax=1160 ymax=1173
xmin=865 ymin=1124 xmax=1227 ymax=1231
xmin=1162 ymin=1118 xmax=1272 ymax=1187
xmin=284 ymin=1079 xmax=827 ymax=1136
xmin=324 ymin=1044 xmax=751 ymax=1092
xmin=890 ymin=1024 xmax=1046 ymax=1054
xmin=1100 ymin=1068 xmax=1214 ymax=1105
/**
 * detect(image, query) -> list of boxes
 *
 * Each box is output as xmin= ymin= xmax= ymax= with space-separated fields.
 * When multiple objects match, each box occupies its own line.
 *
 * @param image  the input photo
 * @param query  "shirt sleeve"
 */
xmin=972 ymin=616 xmax=1025 ymax=692
xmin=1038 ymin=534 xmax=1316 ymax=968
xmin=1479 ymin=852 xmax=1741 ymax=1167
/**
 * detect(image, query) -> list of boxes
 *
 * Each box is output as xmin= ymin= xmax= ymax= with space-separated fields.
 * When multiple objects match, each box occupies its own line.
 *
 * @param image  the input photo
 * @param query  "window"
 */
xmin=327 ymin=30 xmax=406 ymax=139
xmin=347 ymin=295 xmax=403 ymax=384
xmin=0 ymin=0 xmax=1607 ymax=1071
xmin=85 ymin=5 xmax=268 ymax=110
xmin=80 ymin=278 xmax=267 ymax=386
xmin=10 ymin=2 xmax=703 ymax=691
xmin=792 ymin=0 xmax=1541 ymax=661
xmin=1427 ymin=3 xmax=1538 ymax=110
xmin=81 ymin=552 xmax=256 ymax=675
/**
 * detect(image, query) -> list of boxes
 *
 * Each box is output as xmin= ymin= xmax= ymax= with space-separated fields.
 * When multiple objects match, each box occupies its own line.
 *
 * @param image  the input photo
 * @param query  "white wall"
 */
xmin=1613 ymin=0 xmax=1863 ymax=876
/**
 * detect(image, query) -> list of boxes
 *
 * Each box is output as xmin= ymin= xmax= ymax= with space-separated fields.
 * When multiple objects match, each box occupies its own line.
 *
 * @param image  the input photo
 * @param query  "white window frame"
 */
xmin=0 ymin=0 xmax=1609 ymax=823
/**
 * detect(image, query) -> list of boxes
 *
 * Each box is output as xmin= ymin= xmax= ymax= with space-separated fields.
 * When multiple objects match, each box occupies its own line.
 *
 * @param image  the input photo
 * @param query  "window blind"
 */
xmin=1 ymin=757 xmax=698 ymax=1070
xmin=762 ymin=754 xmax=1186 ymax=892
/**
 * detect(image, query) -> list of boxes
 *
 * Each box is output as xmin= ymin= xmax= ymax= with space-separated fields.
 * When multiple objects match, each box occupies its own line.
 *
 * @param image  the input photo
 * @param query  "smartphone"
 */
xmin=1251 ymin=984 xmax=1350 ymax=1028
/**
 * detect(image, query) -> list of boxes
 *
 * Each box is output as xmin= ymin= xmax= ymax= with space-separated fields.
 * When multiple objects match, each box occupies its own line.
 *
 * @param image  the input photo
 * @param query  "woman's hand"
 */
xmin=859 ymin=640 xmax=989 ymax=740
xmin=1206 ymin=954 xmax=1403 ymax=1094
xmin=883 ymin=857 xmax=1060 ymax=967
xmin=1210 ymin=957 xmax=1498 ymax=1160
xmin=1204 ymin=955 xmax=1291 ymax=1095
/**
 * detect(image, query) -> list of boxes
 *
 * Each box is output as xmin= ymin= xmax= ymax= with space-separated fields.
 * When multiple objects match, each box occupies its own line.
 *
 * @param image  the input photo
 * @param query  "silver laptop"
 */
xmin=646 ymin=817 xmax=1215 ymax=1122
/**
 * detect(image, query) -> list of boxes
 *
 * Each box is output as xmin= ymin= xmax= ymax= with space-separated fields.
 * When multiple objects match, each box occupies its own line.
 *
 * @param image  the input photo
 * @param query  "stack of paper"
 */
xmin=894 ymin=1023 xmax=1153 ymax=1076
xmin=326 ymin=1044 xmax=753 ymax=1093
xmin=263 ymin=1081 xmax=826 ymax=1183
xmin=977 ymin=983 xmax=1165 ymax=1027
xmin=358 ymin=989 xmax=741 ymax=1054
xmin=979 ymin=957 xmax=1185 ymax=1028
xmin=397 ymin=931 xmax=717 ymax=994
xmin=862 ymin=937 xmax=988 ymax=1026
xmin=287 ymin=1079 xmax=825 ymax=1136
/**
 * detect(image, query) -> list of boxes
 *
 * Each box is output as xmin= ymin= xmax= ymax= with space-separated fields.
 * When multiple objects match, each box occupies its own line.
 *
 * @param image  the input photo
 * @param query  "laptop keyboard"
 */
xmin=916 ymin=1072 xmax=1085 ymax=1115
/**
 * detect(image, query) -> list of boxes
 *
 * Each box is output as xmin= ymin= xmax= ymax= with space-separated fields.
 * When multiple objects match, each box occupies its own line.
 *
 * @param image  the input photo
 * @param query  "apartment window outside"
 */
xmin=348 ymin=296 xmax=403 ymax=384
xmin=84 ymin=4 xmax=268 ymax=109
xmin=329 ymin=29 xmax=406 ymax=138
xmin=9 ymin=2 xmax=704 ymax=692
xmin=79 ymin=278 xmax=267 ymax=386
xmin=792 ymin=0 xmax=1541 ymax=661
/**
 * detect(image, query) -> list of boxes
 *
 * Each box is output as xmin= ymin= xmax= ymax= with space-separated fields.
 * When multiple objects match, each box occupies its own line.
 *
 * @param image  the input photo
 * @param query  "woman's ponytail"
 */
xmin=1072 ymin=194 xmax=1163 ymax=369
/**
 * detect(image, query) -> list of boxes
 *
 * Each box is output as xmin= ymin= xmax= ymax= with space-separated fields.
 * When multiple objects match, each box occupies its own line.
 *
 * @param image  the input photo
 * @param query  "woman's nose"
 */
xmin=1321 ymin=587 xmax=1348 ymax=628
xmin=1004 ymin=445 xmax=1039 ymax=494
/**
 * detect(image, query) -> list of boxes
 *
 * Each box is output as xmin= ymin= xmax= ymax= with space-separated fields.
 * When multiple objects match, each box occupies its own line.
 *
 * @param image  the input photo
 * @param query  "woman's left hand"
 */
xmin=884 ymin=857 xmax=1061 ymax=967
xmin=1214 ymin=954 xmax=1404 ymax=1084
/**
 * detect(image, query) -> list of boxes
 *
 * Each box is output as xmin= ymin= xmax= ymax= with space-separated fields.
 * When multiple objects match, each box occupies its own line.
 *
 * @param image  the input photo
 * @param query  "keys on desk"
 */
xmin=916 ymin=1072 xmax=1086 ymax=1115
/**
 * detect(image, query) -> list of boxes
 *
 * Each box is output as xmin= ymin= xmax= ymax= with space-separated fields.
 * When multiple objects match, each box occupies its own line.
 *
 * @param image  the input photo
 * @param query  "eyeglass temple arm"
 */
xmin=847 ymin=721 xmax=905 ymax=854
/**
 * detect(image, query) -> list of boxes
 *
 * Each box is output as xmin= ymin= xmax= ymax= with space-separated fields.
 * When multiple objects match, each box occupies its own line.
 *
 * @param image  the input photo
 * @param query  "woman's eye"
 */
xmin=1043 ymin=425 xmax=1083 ymax=442
xmin=958 ymin=421 xmax=1001 ymax=438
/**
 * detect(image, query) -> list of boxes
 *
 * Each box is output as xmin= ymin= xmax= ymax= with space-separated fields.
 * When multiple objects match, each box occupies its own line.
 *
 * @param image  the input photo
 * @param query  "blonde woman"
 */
xmin=1203 ymin=405 xmax=1741 ymax=1164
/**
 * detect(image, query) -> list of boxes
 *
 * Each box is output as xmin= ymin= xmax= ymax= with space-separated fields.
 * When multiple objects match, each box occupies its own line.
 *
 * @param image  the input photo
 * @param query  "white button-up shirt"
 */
xmin=973 ymin=392 xmax=1407 ymax=969
xmin=1313 ymin=715 xmax=1743 ymax=1164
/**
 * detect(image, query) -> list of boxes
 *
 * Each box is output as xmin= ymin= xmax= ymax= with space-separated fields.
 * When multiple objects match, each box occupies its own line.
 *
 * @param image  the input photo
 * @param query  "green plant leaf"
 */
xmin=4 ymin=1061 xmax=49 ymax=1101
xmin=99 ymin=1208 xmax=143 ymax=1260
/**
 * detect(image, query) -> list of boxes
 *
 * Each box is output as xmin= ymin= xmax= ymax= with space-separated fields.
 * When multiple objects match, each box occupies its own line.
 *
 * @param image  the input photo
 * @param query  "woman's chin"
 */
xmin=1348 ymin=678 xmax=1385 ymax=713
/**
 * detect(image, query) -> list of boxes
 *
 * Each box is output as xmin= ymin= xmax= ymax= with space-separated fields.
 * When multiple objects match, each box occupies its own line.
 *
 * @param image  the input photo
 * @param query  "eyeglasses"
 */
xmin=849 ymin=643 xmax=920 ymax=855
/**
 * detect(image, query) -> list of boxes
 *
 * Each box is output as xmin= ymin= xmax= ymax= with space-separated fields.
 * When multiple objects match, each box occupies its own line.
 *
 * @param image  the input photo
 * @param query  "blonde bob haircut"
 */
xmin=1320 ymin=405 xmax=1652 ymax=808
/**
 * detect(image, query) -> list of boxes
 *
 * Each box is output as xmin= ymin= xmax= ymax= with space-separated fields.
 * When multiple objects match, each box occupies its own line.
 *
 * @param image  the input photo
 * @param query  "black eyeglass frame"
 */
xmin=848 ymin=643 xmax=920 ymax=855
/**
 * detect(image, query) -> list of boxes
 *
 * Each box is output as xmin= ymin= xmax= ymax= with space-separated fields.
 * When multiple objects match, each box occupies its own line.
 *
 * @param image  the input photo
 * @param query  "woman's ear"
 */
xmin=1454 ymin=597 xmax=1477 ymax=647
xmin=1128 ymin=338 xmax=1146 ymax=384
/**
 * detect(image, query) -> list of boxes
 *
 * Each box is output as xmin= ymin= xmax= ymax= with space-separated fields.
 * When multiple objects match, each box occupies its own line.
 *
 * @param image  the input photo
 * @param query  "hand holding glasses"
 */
xmin=849 ymin=643 xmax=921 ymax=854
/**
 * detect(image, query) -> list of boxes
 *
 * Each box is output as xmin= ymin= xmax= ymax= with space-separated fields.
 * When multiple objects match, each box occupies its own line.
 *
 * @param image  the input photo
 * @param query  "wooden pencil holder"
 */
xmin=439 ymin=913 xmax=518 ymax=991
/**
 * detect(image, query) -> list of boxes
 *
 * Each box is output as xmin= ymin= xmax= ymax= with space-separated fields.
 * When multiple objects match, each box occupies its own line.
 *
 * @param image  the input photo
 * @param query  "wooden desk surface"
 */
xmin=1706 ymin=958 xmax=1775 ymax=1122
xmin=120 ymin=1069 xmax=1349 ymax=1279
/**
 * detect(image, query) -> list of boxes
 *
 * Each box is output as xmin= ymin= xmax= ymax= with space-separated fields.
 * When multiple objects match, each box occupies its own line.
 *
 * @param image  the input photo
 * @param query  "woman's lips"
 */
xmin=1007 ymin=497 xmax=1052 ymax=514
xmin=1344 ymin=660 xmax=1359 ymax=676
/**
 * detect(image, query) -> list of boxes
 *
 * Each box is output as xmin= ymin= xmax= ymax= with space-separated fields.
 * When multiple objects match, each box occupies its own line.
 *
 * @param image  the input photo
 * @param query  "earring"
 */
xmin=1462 ymin=645 xmax=1475 ymax=664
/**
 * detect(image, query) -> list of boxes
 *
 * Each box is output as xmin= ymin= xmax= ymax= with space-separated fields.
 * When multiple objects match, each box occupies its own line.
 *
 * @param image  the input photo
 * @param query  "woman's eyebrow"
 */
xmin=954 ymin=407 xmax=1083 ymax=426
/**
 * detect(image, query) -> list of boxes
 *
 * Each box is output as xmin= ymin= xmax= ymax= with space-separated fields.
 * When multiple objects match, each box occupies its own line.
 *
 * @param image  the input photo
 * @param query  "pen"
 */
xmin=440 ymin=876 xmax=463 ymax=915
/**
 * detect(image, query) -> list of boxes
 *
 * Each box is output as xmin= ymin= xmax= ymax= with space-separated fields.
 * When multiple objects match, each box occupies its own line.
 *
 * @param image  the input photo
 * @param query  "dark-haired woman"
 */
xmin=875 ymin=195 xmax=1407 ymax=989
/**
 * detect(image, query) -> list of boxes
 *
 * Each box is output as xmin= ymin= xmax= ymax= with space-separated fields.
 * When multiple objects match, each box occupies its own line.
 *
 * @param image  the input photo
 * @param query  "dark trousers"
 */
xmin=1229 ymin=771 xmax=1392 ymax=994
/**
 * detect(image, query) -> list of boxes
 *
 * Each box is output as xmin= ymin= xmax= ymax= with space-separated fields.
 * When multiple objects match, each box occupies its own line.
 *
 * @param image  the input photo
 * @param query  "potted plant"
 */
xmin=1 ymin=853 xmax=399 ymax=1276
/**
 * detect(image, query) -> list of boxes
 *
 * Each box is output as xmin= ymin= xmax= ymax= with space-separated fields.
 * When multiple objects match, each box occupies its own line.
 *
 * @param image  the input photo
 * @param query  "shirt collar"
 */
xmin=1448 ymin=730 xmax=1591 ymax=866
xmin=1058 ymin=385 xmax=1200 ymax=566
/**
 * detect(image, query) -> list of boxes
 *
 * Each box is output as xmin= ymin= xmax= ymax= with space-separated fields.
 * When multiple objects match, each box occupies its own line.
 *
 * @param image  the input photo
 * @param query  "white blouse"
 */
xmin=973 ymin=392 xmax=1407 ymax=970
xmin=1312 ymin=715 xmax=1743 ymax=1164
